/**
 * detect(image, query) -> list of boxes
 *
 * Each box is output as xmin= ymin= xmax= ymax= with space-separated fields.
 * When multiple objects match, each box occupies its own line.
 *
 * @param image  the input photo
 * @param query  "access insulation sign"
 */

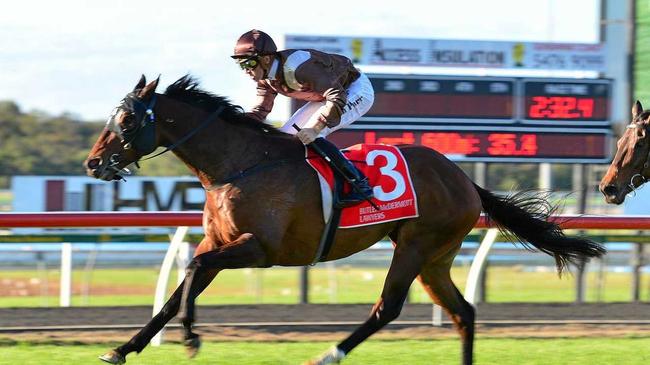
xmin=284 ymin=35 xmax=606 ymax=72
xmin=293 ymin=74 xmax=612 ymax=163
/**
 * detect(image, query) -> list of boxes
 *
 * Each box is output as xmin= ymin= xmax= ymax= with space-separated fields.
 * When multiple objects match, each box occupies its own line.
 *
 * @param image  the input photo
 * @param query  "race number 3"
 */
xmin=366 ymin=150 xmax=405 ymax=201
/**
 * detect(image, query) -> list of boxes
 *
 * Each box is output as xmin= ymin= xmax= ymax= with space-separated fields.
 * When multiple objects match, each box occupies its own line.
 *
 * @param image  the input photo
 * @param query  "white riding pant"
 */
xmin=279 ymin=72 xmax=374 ymax=137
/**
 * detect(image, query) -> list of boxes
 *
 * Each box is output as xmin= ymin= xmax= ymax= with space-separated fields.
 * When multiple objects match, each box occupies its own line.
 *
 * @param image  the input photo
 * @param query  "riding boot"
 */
xmin=310 ymin=137 xmax=374 ymax=207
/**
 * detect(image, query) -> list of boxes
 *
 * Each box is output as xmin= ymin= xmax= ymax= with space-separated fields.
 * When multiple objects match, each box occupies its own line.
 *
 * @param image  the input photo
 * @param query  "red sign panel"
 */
xmin=329 ymin=130 xmax=609 ymax=163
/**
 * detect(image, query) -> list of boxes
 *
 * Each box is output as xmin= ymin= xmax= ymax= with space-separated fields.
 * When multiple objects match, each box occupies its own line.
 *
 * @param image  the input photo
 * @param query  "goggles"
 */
xmin=238 ymin=57 xmax=259 ymax=70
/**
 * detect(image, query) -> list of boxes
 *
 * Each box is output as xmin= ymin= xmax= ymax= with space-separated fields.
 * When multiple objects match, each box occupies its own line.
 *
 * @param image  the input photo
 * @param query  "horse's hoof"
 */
xmin=184 ymin=336 xmax=201 ymax=358
xmin=98 ymin=349 xmax=126 ymax=364
xmin=303 ymin=346 xmax=346 ymax=365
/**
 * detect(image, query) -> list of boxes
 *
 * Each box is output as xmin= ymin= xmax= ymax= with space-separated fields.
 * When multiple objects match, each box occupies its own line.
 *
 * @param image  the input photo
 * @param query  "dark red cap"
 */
xmin=231 ymin=29 xmax=277 ymax=58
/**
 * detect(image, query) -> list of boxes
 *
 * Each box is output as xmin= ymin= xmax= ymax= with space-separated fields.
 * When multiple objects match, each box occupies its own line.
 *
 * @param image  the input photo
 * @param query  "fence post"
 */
xmin=575 ymin=258 xmax=587 ymax=303
xmin=60 ymin=243 xmax=72 ymax=307
xmin=326 ymin=261 xmax=337 ymax=303
xmin=631 ymin=243 xmax=643 ymax=302
xmin=176 ymin=241 xmax=192 ymax=286
xmin=464 ymin=228 xmax=499 ymax=305
xmin=478 ymin=259 xmax=488 ymax=303
xmin=432 ymin=304 xmax=443 ymax=326
xmin=300 ymin=266 xmax=309 ymax=304
xmin=36 ymin=252 xmax=49 ymax=306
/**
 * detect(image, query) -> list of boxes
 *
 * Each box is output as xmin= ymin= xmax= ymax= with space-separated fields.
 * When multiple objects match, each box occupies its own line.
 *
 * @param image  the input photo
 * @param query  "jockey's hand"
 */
xmin=296 ymin=120 xmax=327 ymax=145
xmin=296 ymin=128 xmax=320 ymax=144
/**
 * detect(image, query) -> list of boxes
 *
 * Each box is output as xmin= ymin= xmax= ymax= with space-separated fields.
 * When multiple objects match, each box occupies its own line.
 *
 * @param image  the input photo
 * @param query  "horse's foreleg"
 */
xmin=99 ymin=269 xmax=218 ymax=364
xmin=118 ymin=281 xmax=185 ymax=356
xmin=100 ymin=236 xmax=220 ymax=364
xmin=306 ymin=245 xmax=423 ymax=364
xmin=178 ymin=233 xmax=267 ymax=354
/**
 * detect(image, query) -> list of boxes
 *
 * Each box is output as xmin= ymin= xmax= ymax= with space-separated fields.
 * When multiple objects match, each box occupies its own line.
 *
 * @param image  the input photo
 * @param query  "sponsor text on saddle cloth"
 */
xmin=306 ymin=144 xmax=419 ymax=228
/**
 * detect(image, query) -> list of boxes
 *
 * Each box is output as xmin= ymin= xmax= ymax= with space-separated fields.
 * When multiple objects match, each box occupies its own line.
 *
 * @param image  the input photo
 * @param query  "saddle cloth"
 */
xmin=305 ymin=143 xmax=419 ymax=228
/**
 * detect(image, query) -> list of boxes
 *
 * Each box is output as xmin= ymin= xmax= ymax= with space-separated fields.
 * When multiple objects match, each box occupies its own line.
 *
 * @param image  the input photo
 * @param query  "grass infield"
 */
xmin=0 ymin=338 xmax=648 ymax=365
xmin=0 ymin=266 xmax=647 ymax=307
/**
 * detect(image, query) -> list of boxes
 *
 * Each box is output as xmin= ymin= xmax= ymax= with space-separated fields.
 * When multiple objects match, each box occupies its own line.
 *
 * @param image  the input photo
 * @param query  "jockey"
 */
xmin=231 ymin=29 xmax=375 ymax=206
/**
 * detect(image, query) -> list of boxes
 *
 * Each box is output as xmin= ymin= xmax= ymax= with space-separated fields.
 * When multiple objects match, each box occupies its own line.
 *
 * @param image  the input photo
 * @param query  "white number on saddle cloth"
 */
xmin=366 ymin=150 xmax=406 ymax=201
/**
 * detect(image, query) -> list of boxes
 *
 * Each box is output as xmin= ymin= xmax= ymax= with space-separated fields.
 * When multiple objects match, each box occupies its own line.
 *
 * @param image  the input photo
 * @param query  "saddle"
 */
xmin=305 ymin=143 xmax=419 ymax=264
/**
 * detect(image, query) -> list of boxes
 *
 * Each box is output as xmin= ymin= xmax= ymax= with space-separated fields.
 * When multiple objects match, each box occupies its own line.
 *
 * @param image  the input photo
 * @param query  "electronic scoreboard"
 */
xmin=291 ymin=74 xmax=612 ymax=163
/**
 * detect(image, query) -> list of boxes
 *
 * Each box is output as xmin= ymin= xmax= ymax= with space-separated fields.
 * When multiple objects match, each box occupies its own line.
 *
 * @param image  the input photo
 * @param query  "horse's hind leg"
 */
xmin=305 ymin=244 xmax=425 ymax=365
xmin=418 ymin=258 xmax=475 ymax=365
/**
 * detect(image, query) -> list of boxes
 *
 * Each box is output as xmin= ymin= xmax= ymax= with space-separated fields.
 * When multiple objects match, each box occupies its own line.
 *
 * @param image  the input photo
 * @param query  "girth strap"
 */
xmin=311 ymin=175 xmax=344 ymax=265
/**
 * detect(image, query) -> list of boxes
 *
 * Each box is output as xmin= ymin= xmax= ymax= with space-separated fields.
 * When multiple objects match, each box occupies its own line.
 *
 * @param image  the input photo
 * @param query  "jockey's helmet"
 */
xmin=231 ymin=29 xmax=277 ymax=59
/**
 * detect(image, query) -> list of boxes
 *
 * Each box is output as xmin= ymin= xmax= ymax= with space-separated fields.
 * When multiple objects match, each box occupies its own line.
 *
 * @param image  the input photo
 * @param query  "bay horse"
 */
xmin=600 ymin=100 xmax=650 ymax=204
xmin=86 ymin=75 xmax=605 ymax=365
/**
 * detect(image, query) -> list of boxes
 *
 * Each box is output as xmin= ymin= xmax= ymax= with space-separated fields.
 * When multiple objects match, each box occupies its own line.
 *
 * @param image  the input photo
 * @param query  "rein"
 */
xmin=206 ymin=155 xmax=316 ymax=190
xmin=139 ymin=105 xmax=225 ymax=162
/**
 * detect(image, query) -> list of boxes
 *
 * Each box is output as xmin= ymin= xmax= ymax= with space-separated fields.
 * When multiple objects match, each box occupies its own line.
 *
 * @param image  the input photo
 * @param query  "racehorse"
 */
xmin=85 ymin=75 xmax=605 ymax=365
xmin=600 ymin=100 xmax=650 ymax=204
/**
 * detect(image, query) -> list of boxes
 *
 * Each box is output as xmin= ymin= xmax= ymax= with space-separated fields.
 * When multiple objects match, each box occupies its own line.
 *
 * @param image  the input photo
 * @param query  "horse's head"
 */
xmin=84 ymin=75 xmax=160 ymax=181
xmin=599 ymin=100 xmax=650 ymax=204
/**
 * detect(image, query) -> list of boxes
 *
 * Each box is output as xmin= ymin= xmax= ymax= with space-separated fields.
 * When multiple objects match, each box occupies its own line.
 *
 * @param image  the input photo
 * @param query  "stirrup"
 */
xmin=337 ymin=178 xmax=374 ymax=207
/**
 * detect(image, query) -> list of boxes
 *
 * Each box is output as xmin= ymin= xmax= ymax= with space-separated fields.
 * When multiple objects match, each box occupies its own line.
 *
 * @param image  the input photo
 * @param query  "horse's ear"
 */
xmin=138 ymin=76 xmax=160 ymax=98
xmin=633 ymin=100 xmax=644 ymax=118
xmin=134 ymin=75 xmax=146 ymax=91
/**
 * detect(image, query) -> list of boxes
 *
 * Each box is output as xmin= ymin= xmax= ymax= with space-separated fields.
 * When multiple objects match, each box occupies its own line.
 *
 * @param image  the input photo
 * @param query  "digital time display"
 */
xmin=523 ymin=79 xmax=610 ymax=124
xmin=528 ymin=96 xmax=595 ymax=119
xmin=364 ymin=75 xmax=515 ymax=122
xmin=329 ymin=129 xmax=610 ymax=162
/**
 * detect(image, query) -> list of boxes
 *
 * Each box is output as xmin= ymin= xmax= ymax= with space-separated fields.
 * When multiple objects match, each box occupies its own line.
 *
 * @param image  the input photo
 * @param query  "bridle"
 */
xmin=103 ymin=93 xmax=157 ymax=178
xmin=102 ymin=90 xmax=302 ymax=188
xmin=625 ymin=123 xmax=650 ymax=196
xmin=104 ymin=91 xmax=223 ymax=179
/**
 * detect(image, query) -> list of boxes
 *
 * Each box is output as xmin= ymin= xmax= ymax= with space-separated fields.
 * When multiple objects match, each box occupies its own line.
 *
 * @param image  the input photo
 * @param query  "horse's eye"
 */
xmin=121 ymin=113 xmax=137 ymax=131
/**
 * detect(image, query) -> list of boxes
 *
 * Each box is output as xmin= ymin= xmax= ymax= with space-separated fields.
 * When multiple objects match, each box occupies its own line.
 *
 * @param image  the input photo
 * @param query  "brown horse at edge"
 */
xmin=600 ymin=100 xmax=650 ymax=205
xmin=85 ymin=75 xmax=605 ymax=365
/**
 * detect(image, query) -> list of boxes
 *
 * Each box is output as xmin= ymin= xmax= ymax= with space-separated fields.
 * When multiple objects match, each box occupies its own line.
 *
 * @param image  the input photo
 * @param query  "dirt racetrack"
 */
xmin=0 ymin=302 xmax=648 ymax=343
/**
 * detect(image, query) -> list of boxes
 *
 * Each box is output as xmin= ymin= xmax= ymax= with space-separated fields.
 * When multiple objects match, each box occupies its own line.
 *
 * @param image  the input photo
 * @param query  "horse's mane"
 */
xmin=164 ymin=75 xmax=285 ymax=136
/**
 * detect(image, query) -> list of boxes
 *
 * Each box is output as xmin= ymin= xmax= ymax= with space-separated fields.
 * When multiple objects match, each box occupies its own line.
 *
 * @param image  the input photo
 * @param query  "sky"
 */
xmin=0 ymin=0 xmax=601 ymax=122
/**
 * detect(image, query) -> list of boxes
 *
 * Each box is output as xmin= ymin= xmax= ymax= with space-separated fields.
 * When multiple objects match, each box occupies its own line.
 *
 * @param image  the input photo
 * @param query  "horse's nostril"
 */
xmin=602 ymin=185 xmax=618 ymax=197
xmin=86 ymin=157 xmax=102 ymax=170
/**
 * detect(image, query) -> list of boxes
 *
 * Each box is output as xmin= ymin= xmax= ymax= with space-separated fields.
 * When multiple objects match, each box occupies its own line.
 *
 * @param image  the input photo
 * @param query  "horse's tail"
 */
xmin=473 ymin=183 xmax=606 ymax=275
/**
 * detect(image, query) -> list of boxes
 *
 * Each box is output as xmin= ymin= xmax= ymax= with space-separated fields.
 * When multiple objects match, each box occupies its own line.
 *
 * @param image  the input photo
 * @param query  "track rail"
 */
xmin=4 ymin=212 xmax=650 ymax=229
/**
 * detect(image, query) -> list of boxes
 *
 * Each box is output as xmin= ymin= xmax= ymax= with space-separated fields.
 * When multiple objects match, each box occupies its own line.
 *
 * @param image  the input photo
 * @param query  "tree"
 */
xmin=0 ymin=101 xmax=191 ymax=188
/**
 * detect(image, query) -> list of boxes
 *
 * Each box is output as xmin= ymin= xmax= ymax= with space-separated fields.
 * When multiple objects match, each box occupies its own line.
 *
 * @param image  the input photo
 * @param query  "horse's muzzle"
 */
xmin=84 ymin=156 xmax=121 ymax=181
xmin=86 ymin=157 xmax=102 ymax=170
xmin=600 ymin=184 xmax=624 ymax=205
xmin=84 ymin=157 xmax=102 ymax=178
